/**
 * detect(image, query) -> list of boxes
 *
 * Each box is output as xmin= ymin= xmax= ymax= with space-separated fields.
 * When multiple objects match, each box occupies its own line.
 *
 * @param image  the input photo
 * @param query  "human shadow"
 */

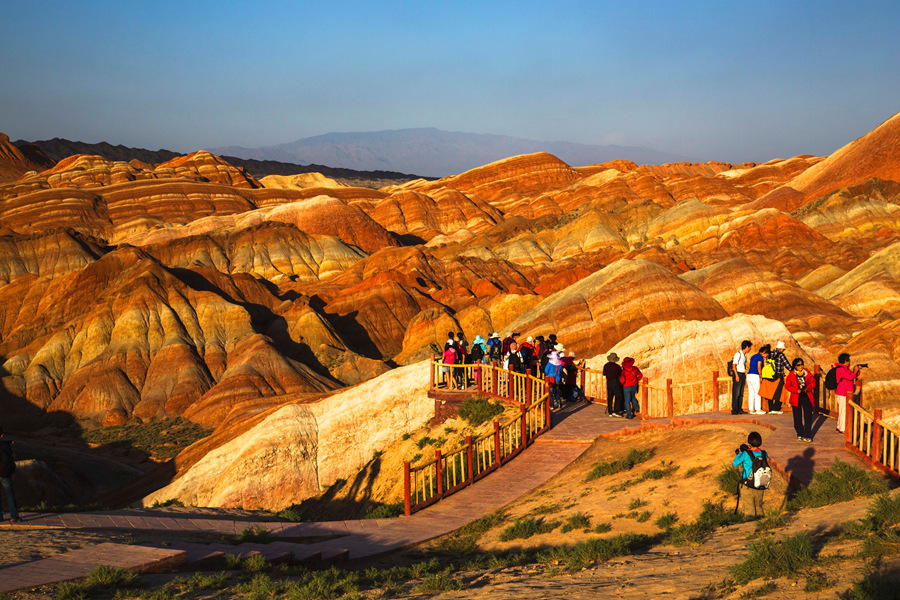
xmin=785 ymin=447 xmax=817 ymax=489
xmin=809 ymin=413 xmax=830 ymax=439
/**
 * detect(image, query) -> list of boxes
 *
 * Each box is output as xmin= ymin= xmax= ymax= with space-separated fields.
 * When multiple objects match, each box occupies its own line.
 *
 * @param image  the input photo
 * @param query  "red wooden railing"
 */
xmin=406 ymin=360 xmax=551 ymax=515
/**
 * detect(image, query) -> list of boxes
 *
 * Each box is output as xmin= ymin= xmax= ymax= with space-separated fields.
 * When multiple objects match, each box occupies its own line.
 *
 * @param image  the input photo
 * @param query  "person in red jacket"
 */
xmin=785 ymin=357 xmax=816 ymax=442
xmin=620 ymin=357 xmax=643 ymax=419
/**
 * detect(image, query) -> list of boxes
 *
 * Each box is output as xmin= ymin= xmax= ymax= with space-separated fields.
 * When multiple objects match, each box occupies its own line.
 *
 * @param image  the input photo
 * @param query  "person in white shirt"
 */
xmin=731 ymin=340 xmax=752 ymax=415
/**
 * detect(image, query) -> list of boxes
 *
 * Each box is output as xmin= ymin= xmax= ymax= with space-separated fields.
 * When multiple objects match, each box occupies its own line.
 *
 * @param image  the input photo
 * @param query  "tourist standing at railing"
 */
xmin=785 ymin=357 xmax=816 ymax=442
xmin=544 ymin=350 xmax=564 ymax=409
xmin=620 ymin=357 xmax=643 ymax=419
xmin=520 ymin=337 xmax=536 ymax=372
xmin=563 ymin=351 xmax=585 ymax=402
xmin=768 ymin=341 xmax=790 ymax=415
xmin=505 ymin=341 xmax=525 ymax=374
xmin=501 ymin=332 xmax=516 ymax=356
xmin=488 ymin=333 xmax=502 ymax=363
xmin=539 ymin=337 xmax=555 ymax=374
xmin=834 ymin=353 xmax=861 ymax=434
xmin=730 ymin=340 xmax=751 ymax=415
xmin=455 ymin=331 xmax=468 ymax=388
xmin=747 ymin=346 xmax=764 ymax=415
xmin=471 ymin=335 xmax=488 ymax=363
xmin=603 ymin=353 xmax=625 ymax=417
xmin=442 ymin=344 xmax=458 ymax=390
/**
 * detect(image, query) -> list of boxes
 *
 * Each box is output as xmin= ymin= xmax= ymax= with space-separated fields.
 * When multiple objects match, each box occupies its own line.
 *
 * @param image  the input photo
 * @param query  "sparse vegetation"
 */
xmin=362 ymin=501 xmax=404 ymax=519
xmin=56 ymin=565 xmax=143 ymax=600
xmin=593 ymin=522 xmax=613 ymax=534
xmin=458 ymin=395 xmax=504 ymax=426
xmin=727 ymin=533 xmax=815 ymax=585
xmin=716 ymin=464 xmax=743 ymax=497
xmin=655 ymin=512 xmax=679 ymax=530
xmin=803 ymin=570 xmax=833 ymax=592
xmin=585 ymin=448 xmax=655 ymax=482
xmin=414 ymin=569 xmax=465 ymax=593
xmin=560 ymin=512 xmax=592 ymax=533
xmin=787 ymin=458 xmax=888 ymax=510
xmin=628 ymin=497 xmax=649 ymax=510
xmin=666 ymin=500 xmax=746 ymax=546
xmin=81 ymin=417 xmax=212 ymax=461
xmin=235 ymin=525 xmax=275 ymax=544
xmin=499 ymin=517 xmax=561 ymax=541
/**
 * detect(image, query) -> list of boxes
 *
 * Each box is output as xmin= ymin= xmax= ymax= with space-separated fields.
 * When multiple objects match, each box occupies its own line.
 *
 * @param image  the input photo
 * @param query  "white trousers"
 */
xmin=836 ymin=394 xmax=847 ymax=433
xmin=746 ymin=374 xmax=761 ymax=412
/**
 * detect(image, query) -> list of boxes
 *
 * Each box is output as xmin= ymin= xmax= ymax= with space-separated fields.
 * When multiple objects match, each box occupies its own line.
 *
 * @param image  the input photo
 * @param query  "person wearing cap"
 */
xmin=603 ymin=353 xmax=625 ymax=417
xmin=520 ymin=336 xmax=535 ymax=372
xmin=768 ymin=341 xmax=791 ymax=414
xmin=544 ymin=350 xmax=564 ymax=409
xmin=488 ymin=333 xmax=502 ymax=363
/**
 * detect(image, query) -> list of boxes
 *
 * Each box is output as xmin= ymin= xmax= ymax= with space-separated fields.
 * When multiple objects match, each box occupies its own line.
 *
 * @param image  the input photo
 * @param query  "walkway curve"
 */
xmin=0 ymin=404 xmax=869 ymax=592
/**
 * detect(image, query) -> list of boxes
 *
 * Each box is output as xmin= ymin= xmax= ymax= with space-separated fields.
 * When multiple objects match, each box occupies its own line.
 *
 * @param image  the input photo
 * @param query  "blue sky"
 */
xmin=2 ymin=0 xmax=898 ymax=163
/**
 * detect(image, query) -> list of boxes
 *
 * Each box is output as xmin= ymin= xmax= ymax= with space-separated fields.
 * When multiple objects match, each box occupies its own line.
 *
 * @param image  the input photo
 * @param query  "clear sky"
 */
xmin=2 ymin=0 xmax=898 ymax=163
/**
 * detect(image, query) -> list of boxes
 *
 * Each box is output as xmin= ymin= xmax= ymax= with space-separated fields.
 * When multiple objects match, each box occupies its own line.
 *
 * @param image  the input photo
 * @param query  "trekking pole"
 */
xmin=734 ymin=480 xmax=742 ymax=515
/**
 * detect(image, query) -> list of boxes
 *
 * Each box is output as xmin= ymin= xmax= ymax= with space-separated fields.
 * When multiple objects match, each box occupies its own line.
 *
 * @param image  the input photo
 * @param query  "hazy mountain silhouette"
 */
xmin=211 ymin=128 xmax=694 ymax=177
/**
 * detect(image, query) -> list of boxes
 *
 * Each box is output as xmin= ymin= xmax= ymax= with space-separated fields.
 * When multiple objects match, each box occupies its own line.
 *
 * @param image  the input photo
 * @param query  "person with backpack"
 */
xmin=831 ymin=353 xmax=861 ymax=434
xmin=620 ymin=357 xmax=643 ymax=419
xmin=544 ymin=350 xmax=564 ymax=409
xmin=0 ymin=426 xmax=20 ymax=524
xmin=488 ymin=333 xmax=502 ymax=363
xmin=504 ymin=341 xmax=524 ymax=374
xmin=746 ymin=345 xmax=764 ymax=415
xmin=768 ymin=341 xmax=791 ymax=414
xmin=519 ymin=337 xmax=535 ymax=372
xmin=730 ymin=340 xmax=752 ymax=415
xmin=731 ymin=431 xmax=771 ymax=517
xmin=470 ymin=335 xmax=487 ymax=364
xmin=785 ymin=357 xmax=816 ymax=442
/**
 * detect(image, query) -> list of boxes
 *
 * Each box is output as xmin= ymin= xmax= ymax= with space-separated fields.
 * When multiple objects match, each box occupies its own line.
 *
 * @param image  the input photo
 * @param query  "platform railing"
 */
xmin=844 ymin=400 xmax=900 ymax=479
xmin=408 ymin=361 xmax=551 ymax=515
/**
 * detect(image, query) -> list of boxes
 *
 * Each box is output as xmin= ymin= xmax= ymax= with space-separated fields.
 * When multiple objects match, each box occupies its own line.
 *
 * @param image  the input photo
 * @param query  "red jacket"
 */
xmin=619 ymin=357 xmax=643 ymax=387
xmin=785 ymin=368 xmax=816 ymax=407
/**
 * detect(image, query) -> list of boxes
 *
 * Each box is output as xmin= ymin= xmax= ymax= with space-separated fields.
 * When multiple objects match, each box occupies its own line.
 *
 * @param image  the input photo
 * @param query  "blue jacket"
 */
xmin=733 ymin=447 xmax=764 ymax=480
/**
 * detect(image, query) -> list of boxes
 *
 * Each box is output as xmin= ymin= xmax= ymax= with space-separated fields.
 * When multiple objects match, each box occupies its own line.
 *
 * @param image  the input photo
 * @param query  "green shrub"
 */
xmin=499 ymin=517 xmax=560 ymax=541
xmin=788 ymin=458 xmax=888 ymax=510
xmin=637 ymin=461 xmax=679 ymax=482
xmin=551 ymin=534 xmax=655 ymax=571
xmin=458 ymin=396 xmax=504 ymax=426
xmin=667 ymin=500 xmax=745 ymax=546
xmin=655 ymin=512 xmax=679 ymax=530
xmin=628 ymin=497 xmax=649 ymax=510
xmin=585 ymin=448 xmax=655 ymax=482
xmin=414 ymin=569 xmax=464 ymax=593
xmin=803 ymin=570 xmax=832 ymax=592
xmin=560 ymin=513 xmax=591 ymax=533
xmin=593 ymin=522 xmax=612 ymax=534
xmin=235 ymin=525 xmax=275 ymax=544
xmin=56 ymin=565 xmax=144 ymax=600
xmin=844 ymin=565 xmax=900 ymax=600
xmin=716 ymin=464 xmax=743 ymax=497
xmin=728 ymin=533 xmax=814 ymax=585
xmin=362 ymin=502 xmax=403 ymax=519
xmin=636 ymin=510 xmax=652 ymax=523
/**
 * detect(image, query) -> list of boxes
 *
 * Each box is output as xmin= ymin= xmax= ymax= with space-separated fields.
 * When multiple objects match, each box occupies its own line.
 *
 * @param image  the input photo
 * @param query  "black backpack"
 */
xmin=0 ymin=442 xmax=15 ymax=478
xmin=471 ymin=344 xmax=484 ymax=363
xmin=745 ymin=449 xmax=772 ymax=490
xmin=824 ymin=367 xmax=838 ymax=391
xmin=726 ymin=360 xmax=735 ymax=377
xmin=489 ymin=342 xmax=502 ymax=362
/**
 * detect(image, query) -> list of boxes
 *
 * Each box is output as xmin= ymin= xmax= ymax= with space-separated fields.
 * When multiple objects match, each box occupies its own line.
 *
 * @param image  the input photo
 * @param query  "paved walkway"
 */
xmin=0 ymin=403 xmax=866 ymax=592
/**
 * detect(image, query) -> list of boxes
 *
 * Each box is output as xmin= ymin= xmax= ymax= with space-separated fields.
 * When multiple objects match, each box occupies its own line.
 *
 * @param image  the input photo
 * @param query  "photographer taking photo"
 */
xmin=833 ymin=353 xmax=862 ymax=434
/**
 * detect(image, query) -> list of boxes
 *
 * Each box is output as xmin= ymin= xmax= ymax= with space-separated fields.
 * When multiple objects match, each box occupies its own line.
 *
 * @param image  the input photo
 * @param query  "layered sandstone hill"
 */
xmin=2 ymin=112 xmax=900 ymax=508
xmin=0 ymin=133 xmax=53 ymax=183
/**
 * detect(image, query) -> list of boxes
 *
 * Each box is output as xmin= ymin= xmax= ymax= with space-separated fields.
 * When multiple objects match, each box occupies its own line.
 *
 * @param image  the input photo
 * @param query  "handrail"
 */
xmin=408 ymin=360 xmax=551 ymax=515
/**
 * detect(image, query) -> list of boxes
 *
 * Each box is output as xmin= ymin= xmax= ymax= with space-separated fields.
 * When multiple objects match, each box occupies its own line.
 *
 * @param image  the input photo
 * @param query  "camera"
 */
xmin=858 ymin=363 xmax=869 ymax=369
xmin=734 ymin=444 xmax=749 ymax=455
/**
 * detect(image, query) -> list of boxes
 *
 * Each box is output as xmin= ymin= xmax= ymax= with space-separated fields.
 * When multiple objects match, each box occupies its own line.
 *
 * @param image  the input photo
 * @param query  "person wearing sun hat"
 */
xmin=768 ymin=340 xmax=791 ymax=414
xmin=603 ymin=352 xmax=625 ymax=417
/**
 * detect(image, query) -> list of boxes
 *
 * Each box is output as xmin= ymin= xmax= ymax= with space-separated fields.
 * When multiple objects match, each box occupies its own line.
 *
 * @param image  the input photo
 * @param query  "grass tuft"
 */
xmin=499 ymin=517 xmax=561 ymax=541
xmin=560 ymin=513 xmax=592 ymax=533
xmin=458 ymin=395 xmax=504 ymax=427
xmin=728 ymin=533 xmax=815 ymax=585
xmin=667 ymin=500 xmax=745 ymax=546
xmin=788 ymin=458 xmax=888 ymax=510
xmin=235 ymin=525 xmax=275 ymax=544
xmin=585 ymin=448 xmax=655 ymax=482
xmin=655 ymin=512 xmax=679 ymax=530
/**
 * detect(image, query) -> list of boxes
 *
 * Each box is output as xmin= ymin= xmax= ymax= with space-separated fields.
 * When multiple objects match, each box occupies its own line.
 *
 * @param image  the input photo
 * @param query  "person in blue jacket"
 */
xmin=731 ymin=431 xmax=768 ymax=517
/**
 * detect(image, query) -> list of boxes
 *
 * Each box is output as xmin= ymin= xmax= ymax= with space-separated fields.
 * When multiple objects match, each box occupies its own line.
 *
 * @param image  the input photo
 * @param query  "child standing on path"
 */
xmin=732 ymin=431 xmax=770 ymax=518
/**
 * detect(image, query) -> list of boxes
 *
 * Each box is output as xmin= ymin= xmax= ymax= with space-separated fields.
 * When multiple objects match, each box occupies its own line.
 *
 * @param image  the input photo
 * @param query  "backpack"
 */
xmin=489 ymin=342 xmax=502 ymax=362
xmin=760 ymin=358 xmax=776 ymax=379
xmin=471 ymin=344 xmax=484 ymax=363
xmin=0 ymin=442 xmax=14 ymax=478
xmin=824 ymin=367 xmax=838 ymax=391
xmin=745 ymin=449 xmax=772 ymax=490
xmin=726 ymin=360 xmax=735 ymax=377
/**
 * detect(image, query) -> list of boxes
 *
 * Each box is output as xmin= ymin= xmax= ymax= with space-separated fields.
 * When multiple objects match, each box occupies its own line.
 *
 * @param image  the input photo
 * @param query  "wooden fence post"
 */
xmin=580 ymin=369 xmax=587 ymax=401
xmin=641 ymin=379 xmax=649 ymax=417
xmin=404 ymin=461 xmax=411 ymax=516
xmin=813 ymin=365 xmax=821 ymax=413
xmin=508 ymin=371 xmax=514 ymax=400
xmin=475 ymin=364 xmax=482 ymax=392
xmin=872 ymin=409 xmax=884 ymax=465
xmin=520 ymin=404 xmax=527 ymax=445
xmin=544 ymin=383 xmax=551 ymax=427
xmin=466 ymin=435 xmax=474 ymax=483
xmin=430 ymin=354 xmax=436 ymax=389
xmin=435 ymin=449 xmax=443 ymax=497
xmin=712 ymin=371 xmax=719 ymax=412
xmin=492 ymin=362 xmax=498 ymax=397
xmin=666 ymin=378 xmax=674 ymax=419
xmin=526 ymin=372 xmax=533 ymax=405
xmin=845 ymin=401 xmax=854 ymax=445
xmin=493 ymin=420 xmax=502 ymax=464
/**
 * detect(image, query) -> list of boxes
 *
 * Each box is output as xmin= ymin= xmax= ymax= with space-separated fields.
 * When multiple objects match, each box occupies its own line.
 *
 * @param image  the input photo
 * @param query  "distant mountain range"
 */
xmin=13 ymin=138 xmax=427 ymax=187
xmin=210 ymin=128 xmax=694 ymax=177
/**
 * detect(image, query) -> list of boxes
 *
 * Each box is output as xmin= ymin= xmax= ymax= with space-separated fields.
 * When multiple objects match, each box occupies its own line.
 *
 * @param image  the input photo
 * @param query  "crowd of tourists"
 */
xmin=439 ymin=331 xmax=587 ymax=408
xmin=730 ymin=339 xmax=862 ymax=443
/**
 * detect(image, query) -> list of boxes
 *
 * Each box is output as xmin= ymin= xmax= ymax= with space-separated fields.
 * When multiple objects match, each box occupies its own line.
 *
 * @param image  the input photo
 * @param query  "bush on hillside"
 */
xmin=458 ymin=396 xmax=504 ymax=427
